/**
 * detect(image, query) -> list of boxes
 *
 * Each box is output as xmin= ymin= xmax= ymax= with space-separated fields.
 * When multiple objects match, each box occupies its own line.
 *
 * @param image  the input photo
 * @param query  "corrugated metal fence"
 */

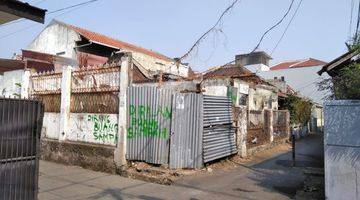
xmin=203 ymin=95 xmax=237 ymax=163
xmin=0 ymin=98 xmax=44 ymax=200
xmin=126 ymin=87 xmax=236 ymax=168
xmin=126 ymin=86 xmax=174 ymax=164
xmin=170 ymin=93 xmax=203 ymax=169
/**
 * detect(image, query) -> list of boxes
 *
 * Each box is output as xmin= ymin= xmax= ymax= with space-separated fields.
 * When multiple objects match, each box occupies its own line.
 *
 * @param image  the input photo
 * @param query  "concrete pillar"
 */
xmin=237 ymin=106 xmax=248 ymax=158
xmin=265 ymin=109 xmax=274 ymax=143
xmin=20 ymin=69 xmax=31 ymax=99
xmin=59 ymin=66 xmax=72 ymax=141
xmin=286 ymin=110 xmax=291 ymax=137
xmin=114 ymin=53 xmax=132 ymax=167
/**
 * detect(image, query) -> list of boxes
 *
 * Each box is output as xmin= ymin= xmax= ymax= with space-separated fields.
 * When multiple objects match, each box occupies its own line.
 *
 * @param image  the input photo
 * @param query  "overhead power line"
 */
xmin=271 ymin=0 xmax=303 ymax=56
xmin=219 ymin=0 xmax=296 ymax=69
xmin=47 ymin=0 xmax=99 ymax=14
xmin=179 ymin=0 xmax=242 ymax=61
xmin=251 ymin=0 xmax=295 ymax=53
xmin=0 ymin=0 xmax=101 ymax=40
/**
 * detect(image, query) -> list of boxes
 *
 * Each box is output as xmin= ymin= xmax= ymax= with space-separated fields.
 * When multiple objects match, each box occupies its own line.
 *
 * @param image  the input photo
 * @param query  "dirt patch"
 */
xmin=116 ymin=161 xmax=200 ymax=185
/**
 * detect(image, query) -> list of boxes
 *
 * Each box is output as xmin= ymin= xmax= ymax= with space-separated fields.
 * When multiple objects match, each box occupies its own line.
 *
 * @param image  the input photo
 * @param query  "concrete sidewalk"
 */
xmin=39 ymin=134 xmax=324 ymax=200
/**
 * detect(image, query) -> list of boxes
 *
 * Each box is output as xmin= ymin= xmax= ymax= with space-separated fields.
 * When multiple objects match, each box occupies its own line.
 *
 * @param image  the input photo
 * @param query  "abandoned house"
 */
xmin=25 ymin=20 xmax=191 ymax=77
xmin=201 ymin=53 xmax=278 ymax=111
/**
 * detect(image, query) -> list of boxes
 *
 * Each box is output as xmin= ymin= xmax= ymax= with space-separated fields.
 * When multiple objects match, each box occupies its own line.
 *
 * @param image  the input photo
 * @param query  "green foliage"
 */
xmin=319 ymin=63 xmax=360 ymax=100
xmin=283 ymin=94 xmax=312 ymax=125
xmin=318 ymin=36 xmax=360 ymax=100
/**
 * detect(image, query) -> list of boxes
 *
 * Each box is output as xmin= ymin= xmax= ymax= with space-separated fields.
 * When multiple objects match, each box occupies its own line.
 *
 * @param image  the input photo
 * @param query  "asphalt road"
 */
xmin=38 ymin=134 xmax=324 ymax=200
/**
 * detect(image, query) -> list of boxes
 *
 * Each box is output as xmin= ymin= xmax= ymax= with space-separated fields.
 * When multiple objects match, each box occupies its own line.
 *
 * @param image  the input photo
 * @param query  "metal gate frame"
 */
xmin=0 ymin=98 xmax=44 ymax=200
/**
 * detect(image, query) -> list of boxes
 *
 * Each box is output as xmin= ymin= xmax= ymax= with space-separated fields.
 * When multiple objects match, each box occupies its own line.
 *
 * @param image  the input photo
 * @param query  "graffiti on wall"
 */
xmin=87 ymin=114 xmax=118 ymax=143
xmin=127 ymin=104 xmax=171 ymax=139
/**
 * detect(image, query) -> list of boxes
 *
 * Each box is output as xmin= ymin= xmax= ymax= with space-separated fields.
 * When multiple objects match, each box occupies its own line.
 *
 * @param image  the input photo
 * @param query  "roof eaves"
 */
xmin=318 ymin=50 xmax=358 ymax=75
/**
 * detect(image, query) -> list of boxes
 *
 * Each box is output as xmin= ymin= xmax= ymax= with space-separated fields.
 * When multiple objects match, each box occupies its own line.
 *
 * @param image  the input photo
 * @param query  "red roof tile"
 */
xmin=56 ymin=21 xmax=173 ymax=62
xmin=202 ymin=64 xmax=273 ymax=85
xmin=203 ymin=64 xmax=254 ymax=78
xmin=271 ymin=58 xmax=327 ymax=71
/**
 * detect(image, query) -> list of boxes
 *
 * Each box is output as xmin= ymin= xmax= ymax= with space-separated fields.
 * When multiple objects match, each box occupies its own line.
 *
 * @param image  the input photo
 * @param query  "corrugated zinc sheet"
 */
xmin=170 ymin=93 xmax=203 ymax=169
xmin=203 ymin=95 xmax=233 ymax=126
xmin=203 ymin=95 xmax=237 ymax=163
xmin=126 ymin=86 xmax=173 ymax=164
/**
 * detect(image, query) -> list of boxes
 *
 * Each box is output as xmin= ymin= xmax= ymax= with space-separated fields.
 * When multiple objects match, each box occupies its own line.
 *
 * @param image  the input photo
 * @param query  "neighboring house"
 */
xmin=258 ymin=58 xmax=329 ymax=104
xmin=236 ymin=51 xmax=272 ymax=72
xmin=26 ymin=20 xmax=190 ymax=77
xmin=201 ymin=63 xmax=278 ymax=111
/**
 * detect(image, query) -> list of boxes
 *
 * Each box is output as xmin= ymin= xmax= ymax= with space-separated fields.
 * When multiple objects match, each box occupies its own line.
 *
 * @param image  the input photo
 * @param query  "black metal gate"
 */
xmin=0 ymin=98 xmax=44 ymax=200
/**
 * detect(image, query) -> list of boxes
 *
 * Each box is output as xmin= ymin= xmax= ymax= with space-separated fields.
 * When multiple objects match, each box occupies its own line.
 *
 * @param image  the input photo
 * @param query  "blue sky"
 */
xmin=0 ymin=0 xmax=352 ymax=71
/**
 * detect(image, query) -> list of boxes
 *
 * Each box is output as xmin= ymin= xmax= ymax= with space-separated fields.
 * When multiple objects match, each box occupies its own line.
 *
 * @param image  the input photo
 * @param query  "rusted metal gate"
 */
xmin=203 ymin=95 xmax=237 ymax=163
xmin=0 ymin=98 xmax=44 ymax=200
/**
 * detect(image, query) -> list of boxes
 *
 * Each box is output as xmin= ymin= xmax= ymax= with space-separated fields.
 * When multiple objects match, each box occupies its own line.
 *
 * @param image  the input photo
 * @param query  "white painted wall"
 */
xmin=258 ymin=66 xmax=330 ymax=104
xmin=324 ymin=100 xmax=360 ymax=200
xmin=42 ymin=113 xmax=60 ymax=139
xmin=203 ymin=85 xmax=228 ymax=97
xmin=0 ymin=70 xmax=24 ymax=97
xmin=248 ymin=87 xmax=278 ymax=110
xmin=244 ymin=63 xmax=270 ymax=72
xmin=27 ymin=23 xmax=80 ymax=59
xmin=42 ymin=112 xmax=119 ymax=146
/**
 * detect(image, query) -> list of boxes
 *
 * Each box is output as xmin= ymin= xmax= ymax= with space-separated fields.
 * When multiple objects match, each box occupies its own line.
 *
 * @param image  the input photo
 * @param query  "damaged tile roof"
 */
xmin=55 ymin=20 xmax=173 ymax=62
xmin=202 ymin=64 xmax=272 ymax=85
xmin=203 ymin=64 xmax=254 ymax=78
xmin=271 ymin=58 xmax=327 ymax=71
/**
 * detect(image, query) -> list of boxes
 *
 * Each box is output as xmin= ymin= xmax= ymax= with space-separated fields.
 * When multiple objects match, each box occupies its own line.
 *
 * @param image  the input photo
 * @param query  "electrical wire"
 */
xmin=0 ymin=0 xmax=101 ymax=40
xmin=218 ymin=0 xmax=296 ymax=70
xmin=270 ymin=0 xmax=303 ymax=56
xmin=179 ymin=0 xmax=242 ymax=61
xmin=251 ymin=0 xmax=295 ymax=53
xmin=47 ymin=0 xmax=99 ymax=14
xmin=0 ymin=0 xmax=99 ymax=28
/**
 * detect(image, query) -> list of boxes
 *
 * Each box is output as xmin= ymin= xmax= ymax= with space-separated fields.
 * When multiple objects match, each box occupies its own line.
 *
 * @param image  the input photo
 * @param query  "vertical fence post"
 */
xmin=286 ymin=110 xmax=291 ymax=138
xmin=114 ymin=53 xmax=131 ymax=167
xmin=59 ymin=66 xmax=72 ymax=141
xmin=265 ymin=109 xmax=274 ymax=143
xmin=237 ymin=106 xmax=248 ymax=158
xmin=20 ymin=69 xmax=30 ymax=99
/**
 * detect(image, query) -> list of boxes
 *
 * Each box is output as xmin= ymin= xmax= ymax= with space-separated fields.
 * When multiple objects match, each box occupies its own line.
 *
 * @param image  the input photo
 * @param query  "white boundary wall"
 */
xmin=42 ymin=113 xmax=119 ymax=146
xmin=324 ymin=100 xmax=360 ymax=200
